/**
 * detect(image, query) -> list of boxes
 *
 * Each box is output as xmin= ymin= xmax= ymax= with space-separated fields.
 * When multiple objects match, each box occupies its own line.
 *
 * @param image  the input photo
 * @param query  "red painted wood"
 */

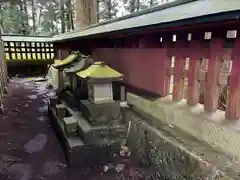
xmin=93 ymin=48 xmax=169 ymax=96
xmin=204 ymin=38 xmax=224 ymax=113
xmin=171 ymin=35 xmax=188 ymax=101
xmin=59 ymin=48 xmax=70 ymax=60
xmin=226 ymin=38 xmax=240 ymax=120
xmin=109 ymin=20 xmax=240 ymax=40
xmin=187 ymin=39 xmax=205 ymax=105
xmin=172 ymin=49 xmax=186 ymax=101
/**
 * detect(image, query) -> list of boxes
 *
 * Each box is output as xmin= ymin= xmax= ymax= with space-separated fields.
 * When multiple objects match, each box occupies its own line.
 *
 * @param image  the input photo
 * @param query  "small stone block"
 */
xmin=80 ymin=100 xmax=121 ymax=126
xmin=56 ymin=104 xmax=66 ymax=118
xmin=78 ymin=117 xmax=126 ymax=143
xmin=218 ymin=73 xmax=229 ymax=85
xmin=67 ymin=139 xmax=120 ymax=167
xmin=120 ymin=85 xmax=126 ymax=102
xmin=63 ymin=116 xmax=78 ymax=134
xmin=197 ymin=71 xmax=207 ymax=81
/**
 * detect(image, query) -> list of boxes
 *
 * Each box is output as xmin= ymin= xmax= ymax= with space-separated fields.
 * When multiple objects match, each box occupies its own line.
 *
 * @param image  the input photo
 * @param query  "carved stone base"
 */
xmin=77 ymin=115 xmax=126 ymax=143
xmin=48 ymin=103 xmax=121 ymax=167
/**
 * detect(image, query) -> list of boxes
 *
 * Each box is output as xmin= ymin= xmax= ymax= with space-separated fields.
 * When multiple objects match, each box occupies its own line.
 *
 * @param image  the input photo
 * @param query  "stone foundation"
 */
xmin=126 ymin=93 xmax=240 ymax=161
xmin=125 ymin=109 xmax=240 ymax=180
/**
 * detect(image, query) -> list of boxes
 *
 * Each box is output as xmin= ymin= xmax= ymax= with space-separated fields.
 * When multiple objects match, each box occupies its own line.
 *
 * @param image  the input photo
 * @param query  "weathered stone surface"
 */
xmin=80 ymin=100 xmax=121 ymax=126
xmin=63 ymin=116 xmax=78 ymax=135
xmin=125 ymin=109 xmax=240 ymax=180
xmin=59 ymin=90 xmax=88 ymax=109
xmin=127 ymin=93 xmax=240 ymax=161
xmin=67 ymin=138 xmax=120 ymax=167
xmin=55 ymin=104 xmax=67 ymax=119
xmin=77 ymin=115 xmax=126 ymax=143
xmin=48 ymin=104 xmax=121 ymax=167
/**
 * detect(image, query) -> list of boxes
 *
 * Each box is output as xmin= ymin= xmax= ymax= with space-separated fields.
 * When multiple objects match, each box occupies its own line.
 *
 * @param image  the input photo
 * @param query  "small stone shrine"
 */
xmin=77 ymin=61 xmax=123 ymax=126
xmin=51 ymin=51 xmax=82 ymax=92
xmin=48 ymin=59 xmax=126 ymax=167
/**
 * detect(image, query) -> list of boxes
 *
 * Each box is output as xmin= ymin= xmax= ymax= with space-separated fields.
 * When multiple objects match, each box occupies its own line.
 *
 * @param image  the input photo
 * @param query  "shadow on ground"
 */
xmin=0 ymin=77 xmax=152 ymax=180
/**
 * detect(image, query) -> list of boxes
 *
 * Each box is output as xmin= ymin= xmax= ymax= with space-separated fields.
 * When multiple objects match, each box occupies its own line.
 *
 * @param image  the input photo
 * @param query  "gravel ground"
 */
xmin=0 ymin=77 xmax=152 ymax=180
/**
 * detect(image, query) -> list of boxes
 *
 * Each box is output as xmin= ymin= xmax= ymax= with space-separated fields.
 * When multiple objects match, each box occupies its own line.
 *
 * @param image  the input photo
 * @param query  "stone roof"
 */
xmin=52 ymin=53 xmax=80 ymax=69
xmin=77 ymin=62 xmax=123 ymax=81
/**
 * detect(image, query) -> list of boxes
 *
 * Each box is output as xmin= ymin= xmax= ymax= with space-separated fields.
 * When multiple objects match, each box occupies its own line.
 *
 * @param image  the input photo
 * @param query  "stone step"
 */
xmin=77 ymin=114 xmax=127 ymax=144
xmin=48 ymin=104 xmax=121 ymax=167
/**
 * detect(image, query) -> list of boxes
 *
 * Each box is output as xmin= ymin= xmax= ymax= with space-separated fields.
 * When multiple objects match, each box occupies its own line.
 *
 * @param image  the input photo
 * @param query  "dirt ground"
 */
xmin=0 ymin=77 xmax=151 ymax=180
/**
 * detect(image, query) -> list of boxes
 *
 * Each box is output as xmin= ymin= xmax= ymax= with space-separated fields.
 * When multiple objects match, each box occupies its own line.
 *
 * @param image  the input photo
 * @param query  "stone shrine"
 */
xmin=48 ymin=57 xmax=126 ymax=167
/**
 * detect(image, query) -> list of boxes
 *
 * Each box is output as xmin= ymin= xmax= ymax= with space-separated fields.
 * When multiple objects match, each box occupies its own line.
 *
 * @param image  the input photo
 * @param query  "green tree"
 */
xmin=149 ymin=0 xmax=159 ymax=7
xmin=123 ymin=0 xmax=149 ymax=13
xmin=99 ymin=0 xmax=118 ymax=21
xmin=39 ymin=0 xmax=60 ymax=36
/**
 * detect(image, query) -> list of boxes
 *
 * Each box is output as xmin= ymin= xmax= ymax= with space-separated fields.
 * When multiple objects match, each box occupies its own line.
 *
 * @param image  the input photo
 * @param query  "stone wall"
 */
xmin=124 ymin=109 xmax=239 ymax=180
xmin=126 ymin=92 xmax=240 ymax=162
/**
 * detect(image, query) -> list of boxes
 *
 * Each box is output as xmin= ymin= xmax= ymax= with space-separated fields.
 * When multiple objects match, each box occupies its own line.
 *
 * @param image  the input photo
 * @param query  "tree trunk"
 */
xmin=150 ymin=0 xmax=153 ymax=6
xmin=32 ymin=0 xmax=36 ymax=34
xmin=75 ymin=0 xmax=97 ymax=29
xmin=96 ymin=0 xmax=99 ymax=23
xmin=23 ymin=0 xmax=28 ymax=34
xmin=129 ymin=0 xmax=136 ymax=13
xmin=136 ymin=0 xmax=140 ymax=11
xmin=23 ymin=0 xmax=28 ymax=22
xmin=60 ymin=0 xmax=65 ymax=33
xmin=0 ymin=5 xmax=4 ymax=34
xmin=108 ymin=0 xmax=111 ymax=19
xmin=66 ymin=0 xmax=74 ymax=31
xmin=19 ymin=0 xmax=26 ymax=34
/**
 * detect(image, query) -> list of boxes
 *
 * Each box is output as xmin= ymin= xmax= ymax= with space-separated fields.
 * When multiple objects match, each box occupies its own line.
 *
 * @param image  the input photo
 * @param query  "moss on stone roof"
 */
xmin=53 ymin=53 xmax=80 ymax=69
xmin=77 ymin=62 xmax=123 ymax=80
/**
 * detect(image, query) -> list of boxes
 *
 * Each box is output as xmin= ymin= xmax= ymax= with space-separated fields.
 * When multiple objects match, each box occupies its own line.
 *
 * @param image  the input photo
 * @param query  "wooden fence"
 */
xmin=2 ymin=36 xmax=54 ymax=67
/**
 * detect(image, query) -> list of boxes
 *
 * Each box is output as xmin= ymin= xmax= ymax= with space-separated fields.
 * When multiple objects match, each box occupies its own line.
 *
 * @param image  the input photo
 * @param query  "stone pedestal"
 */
xmin=80 ymin=99 xmax=121 ymax=126
xmin=48 ymin=103 xmax=122 ymax=167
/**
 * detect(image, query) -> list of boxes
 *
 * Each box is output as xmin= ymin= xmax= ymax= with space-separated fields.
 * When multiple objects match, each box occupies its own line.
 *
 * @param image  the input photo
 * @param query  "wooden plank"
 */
xmin=172 ymin=50 xmax=186 ymax=101
xmin=187 ymin=36 xmax=205 ymax=105
xmin=226 ymin=38 xmax=240 ymax=120
xmin=172 ymin=34 xmax=188 ymax=101
xmin=204 ymin=38 xmax=224 ymax=113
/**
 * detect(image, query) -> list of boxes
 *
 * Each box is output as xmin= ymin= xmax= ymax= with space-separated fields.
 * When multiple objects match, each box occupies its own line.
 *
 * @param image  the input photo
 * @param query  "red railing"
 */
xmin=52 ymin=1 xmax=240 ymax=121
xmin=89 ymin=29 xmax=239 ymax=120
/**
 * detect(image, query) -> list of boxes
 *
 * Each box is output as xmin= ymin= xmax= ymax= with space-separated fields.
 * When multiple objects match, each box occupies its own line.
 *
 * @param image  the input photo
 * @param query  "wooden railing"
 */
xmin=52 ymin=0 xmax=240 ymax=121
xmin=2 ymin=36 xmax=54 ymax=64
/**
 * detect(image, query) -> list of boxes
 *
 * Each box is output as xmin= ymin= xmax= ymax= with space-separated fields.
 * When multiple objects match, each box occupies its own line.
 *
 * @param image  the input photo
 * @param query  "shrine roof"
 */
xmin=52 ymin=53 xmax=80 ymax=69
xmin=76 ymin=62 xmax=123 ymax=81
xmin=64 ymin=56 xmax=92 ymax=74
xmin=52 ymin=0 xmax=240 ymax=42
xmin=2 ymin=35 xmax=53 ymax=42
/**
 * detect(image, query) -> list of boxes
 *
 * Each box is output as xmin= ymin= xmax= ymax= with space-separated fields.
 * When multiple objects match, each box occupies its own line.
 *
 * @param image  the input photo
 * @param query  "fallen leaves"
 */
xmin=102 ymin=145 xmax=132 ymax=174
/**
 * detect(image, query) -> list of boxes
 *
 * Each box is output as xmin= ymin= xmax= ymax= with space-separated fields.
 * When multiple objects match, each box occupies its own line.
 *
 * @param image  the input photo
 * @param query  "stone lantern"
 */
xmin=77 ymin=61 xmax=123 ymax=104
xmin=77 ymin=61 xmax=123 ymax=125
